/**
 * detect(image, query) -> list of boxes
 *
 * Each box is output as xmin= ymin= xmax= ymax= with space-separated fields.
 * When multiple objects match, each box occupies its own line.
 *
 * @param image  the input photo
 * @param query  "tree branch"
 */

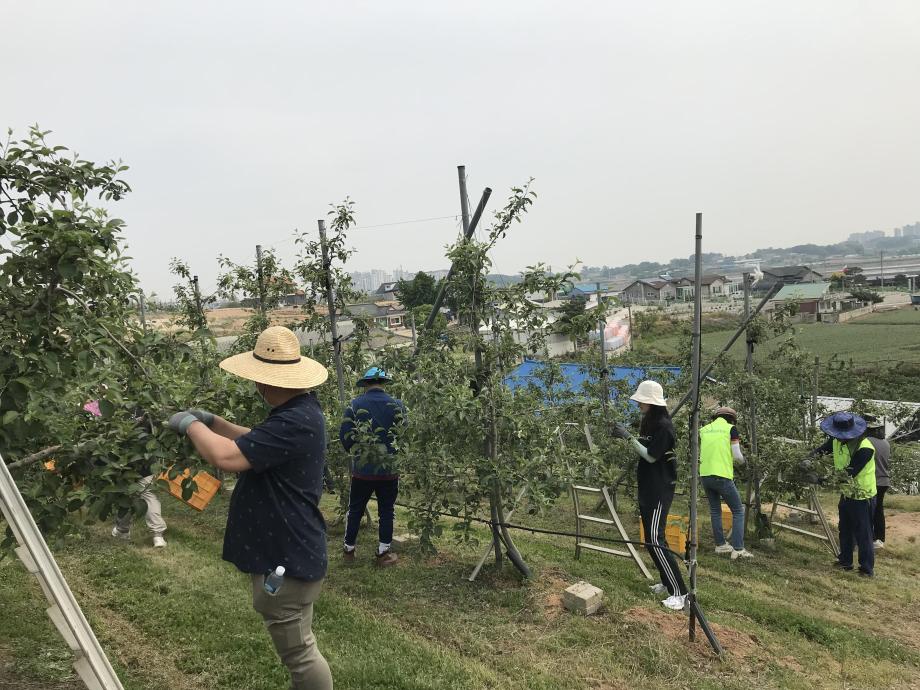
xmin=6 ymin=445 xmax=62 ymax=471
xmin=55 ymin=286 xmax=151 ymax=379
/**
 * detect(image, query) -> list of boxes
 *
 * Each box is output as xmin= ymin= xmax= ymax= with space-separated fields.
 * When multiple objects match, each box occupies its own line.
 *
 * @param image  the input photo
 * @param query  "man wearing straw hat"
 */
xmin=807 ymin=411 xmax=877 ymax=577
xmin=167 ymin=326 xmax=333 ymax=690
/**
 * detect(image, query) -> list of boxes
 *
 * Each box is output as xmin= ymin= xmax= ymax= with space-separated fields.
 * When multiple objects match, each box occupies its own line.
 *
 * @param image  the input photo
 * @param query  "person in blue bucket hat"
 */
xmin=806 ymin=411 xmax=877 ymax=576
xmin=339 ymin=366 xmax=406 ymax=566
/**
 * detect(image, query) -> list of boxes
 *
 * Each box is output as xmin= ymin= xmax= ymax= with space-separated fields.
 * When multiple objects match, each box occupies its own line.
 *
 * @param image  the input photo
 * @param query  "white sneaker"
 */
xmin=714 ymin=543 xmax=734 ymax=555
xmin=873 ymin=540 xmax=884 ymax=549
xmin=152 ymin=536 xmax=167 ymax=548
xmin=111 ymin=527 xmax=130 ymax=541
xmin=649 ymin=583 xmax=668 ymax=596
xmin=662 ymin=594 xmax=687 ymax=611
xmin=731 ymin=548 xmax=754 ymax=560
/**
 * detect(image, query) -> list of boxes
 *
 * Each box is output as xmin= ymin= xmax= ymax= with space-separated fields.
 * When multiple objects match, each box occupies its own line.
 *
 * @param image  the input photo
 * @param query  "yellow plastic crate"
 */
xmin=158 ymin=469 xmax=221 ymax=511
xmin=640 ymin=514 xmax=688 ymax=554
xmin=721 ymin=504 xmax=733 ymax=534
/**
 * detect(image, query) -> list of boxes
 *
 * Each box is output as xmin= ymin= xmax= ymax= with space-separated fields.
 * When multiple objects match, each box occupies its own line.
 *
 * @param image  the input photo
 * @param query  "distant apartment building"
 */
xmin=848 ymin=230 xmax=885 ymax=244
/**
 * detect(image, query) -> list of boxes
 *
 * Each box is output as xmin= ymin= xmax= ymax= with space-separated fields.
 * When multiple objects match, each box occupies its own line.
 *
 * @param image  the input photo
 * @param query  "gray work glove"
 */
xmin=168 ymin=411 xmax=199 ymax=436
xmin=188 ymin=409 xmax=215 ymax=427
xmin=612 ymin=423 xmax=632 ymax=440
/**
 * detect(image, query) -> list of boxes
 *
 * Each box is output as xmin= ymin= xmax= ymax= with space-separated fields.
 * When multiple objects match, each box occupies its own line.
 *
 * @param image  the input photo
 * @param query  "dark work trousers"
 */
xmin=344 ymin=477 xmax=399 ymax=549
xmin=838 ymin=495 xmax=875 ymax=575
xmin=639 ymin=488 xmax=687 ymax=596
xmin=873 ymin=486 xmax=888 ymax=543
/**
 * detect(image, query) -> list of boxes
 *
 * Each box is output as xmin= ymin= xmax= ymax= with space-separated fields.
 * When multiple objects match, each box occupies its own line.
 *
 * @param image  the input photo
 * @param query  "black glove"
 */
xmin=612 ymin=423 xmax=632 ymax=440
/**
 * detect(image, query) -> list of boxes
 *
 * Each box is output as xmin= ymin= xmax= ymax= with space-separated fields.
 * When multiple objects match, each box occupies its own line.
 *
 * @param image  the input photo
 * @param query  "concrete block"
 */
xmin=562 ymin=581 xmax=604 ymax=616
xmin=391 ymin=533 xmax=419 ymax=551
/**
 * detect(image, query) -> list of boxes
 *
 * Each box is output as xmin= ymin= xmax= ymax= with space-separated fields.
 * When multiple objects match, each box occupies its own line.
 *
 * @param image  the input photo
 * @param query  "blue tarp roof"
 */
xmin=504 ymin=359 xmax=681 ymax=404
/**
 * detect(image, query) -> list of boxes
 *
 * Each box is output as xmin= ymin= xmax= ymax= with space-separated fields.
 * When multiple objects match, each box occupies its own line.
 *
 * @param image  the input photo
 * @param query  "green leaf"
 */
xmin=98 ymin=399 xmax=116 ymax=418
xmin=6 ymin=211 xmax=18 ymax=225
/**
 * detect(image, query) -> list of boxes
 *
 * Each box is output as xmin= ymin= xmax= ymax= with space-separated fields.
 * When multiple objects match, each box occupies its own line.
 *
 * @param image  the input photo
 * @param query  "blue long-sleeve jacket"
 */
xmin=339 ymin=388 xmax=407 ymax=479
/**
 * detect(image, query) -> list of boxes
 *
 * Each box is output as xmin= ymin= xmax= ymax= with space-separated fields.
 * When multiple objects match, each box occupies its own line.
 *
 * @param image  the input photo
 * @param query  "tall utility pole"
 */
xmin=255 ymin=244 xmax=266 ymax=317
xmin=318 ymin=220 xmax=347 ymax=407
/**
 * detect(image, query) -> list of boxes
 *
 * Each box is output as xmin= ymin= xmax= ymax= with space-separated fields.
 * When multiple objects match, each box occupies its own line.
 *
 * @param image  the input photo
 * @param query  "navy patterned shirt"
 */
xmin=222 ymin=392 xmax=327 ymax=582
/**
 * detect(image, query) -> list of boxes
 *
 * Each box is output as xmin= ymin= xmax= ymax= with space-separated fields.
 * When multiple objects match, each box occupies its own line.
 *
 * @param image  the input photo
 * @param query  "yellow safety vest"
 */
xmin=832 ymin=438 xmax=876 ymax=500
xmin=700 ymin=417 xmax=734 ymax=480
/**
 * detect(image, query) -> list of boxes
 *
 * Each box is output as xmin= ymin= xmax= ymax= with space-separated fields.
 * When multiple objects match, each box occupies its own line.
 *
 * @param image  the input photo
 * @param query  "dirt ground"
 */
xmin=886 ymin=511 xmax=920 ymax=545
xmin=147 ymin=307 xmax=310 ymax=337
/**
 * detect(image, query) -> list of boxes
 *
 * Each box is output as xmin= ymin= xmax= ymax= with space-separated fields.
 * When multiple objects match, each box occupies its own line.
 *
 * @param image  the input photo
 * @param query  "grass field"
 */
xmin=645 ymin=305 xmax=920 ymax=365
xmin=2 ymin=487 xmax=919 ymax=689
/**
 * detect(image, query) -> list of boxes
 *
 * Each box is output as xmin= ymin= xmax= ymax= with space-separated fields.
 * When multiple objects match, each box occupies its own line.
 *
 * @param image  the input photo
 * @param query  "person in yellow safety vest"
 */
xmin=699 ymin=407 xmax=752 ymax=560
xmin=806 ymin=411 xmax=877 ymax=577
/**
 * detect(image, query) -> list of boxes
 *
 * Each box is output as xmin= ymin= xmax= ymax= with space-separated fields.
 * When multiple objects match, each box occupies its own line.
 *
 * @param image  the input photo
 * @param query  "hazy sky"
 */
xmin=5 ymin=1 xmax=919 ymax=296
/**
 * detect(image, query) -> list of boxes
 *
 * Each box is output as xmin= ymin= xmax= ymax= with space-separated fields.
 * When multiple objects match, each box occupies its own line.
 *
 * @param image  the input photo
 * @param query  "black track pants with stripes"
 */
xmin=639 ymin=488 xmax=687 ymax=596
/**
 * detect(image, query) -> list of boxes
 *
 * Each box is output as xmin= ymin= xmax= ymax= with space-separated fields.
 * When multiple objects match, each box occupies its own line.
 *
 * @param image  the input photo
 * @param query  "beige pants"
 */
xmin=251 ymin=574 xmax=333 ymax=690
xmin=113 ymin=475 xmax=166 ymax=536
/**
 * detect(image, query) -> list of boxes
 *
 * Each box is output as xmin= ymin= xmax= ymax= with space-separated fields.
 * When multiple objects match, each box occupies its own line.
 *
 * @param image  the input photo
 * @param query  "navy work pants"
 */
xmin=838 ymin=495 xmax=875 ymax=575
xmin=344 ymin=477 xmax=398 ymax=548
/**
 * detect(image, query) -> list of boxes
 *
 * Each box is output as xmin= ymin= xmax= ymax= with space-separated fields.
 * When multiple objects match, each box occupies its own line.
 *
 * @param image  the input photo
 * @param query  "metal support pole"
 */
xmin=192 ymin=275 xmax=204 ymax=328
xmin=255 ymin=244 xmax=266 ymax=317
xmin=458 ymin=165 xmax=471 ymax=235
xmin=138 ymin=291 xmax=147 ymax=330
xmin=596 ymin=282 xmax=609 ymax=415
xmin=811 ymin=356 xmax=819 ymax=430
xmin=318 ymin=220 xmax=347 ymax=407
xmin=671 ymin=282 xmax=782 ymax=417
xmin=415 ymin=187 xmax=492 ymax=350
xmin=688 ymin=213 xmax=704 ymax=642
xmin=741 ymin=272 xmax=761 ymax=537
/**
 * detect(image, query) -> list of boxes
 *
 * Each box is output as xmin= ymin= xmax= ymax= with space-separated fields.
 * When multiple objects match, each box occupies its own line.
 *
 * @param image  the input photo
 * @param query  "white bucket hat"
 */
xmin=630 ymin=380 xmax=667 ymax=407
xmin=219 ymin=326 xmax=328 ymax=389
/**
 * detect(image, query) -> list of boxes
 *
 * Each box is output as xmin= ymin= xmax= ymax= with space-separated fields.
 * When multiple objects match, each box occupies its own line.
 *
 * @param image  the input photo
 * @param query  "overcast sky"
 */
xmin=5 ymin=1 xmax=919 ymax=296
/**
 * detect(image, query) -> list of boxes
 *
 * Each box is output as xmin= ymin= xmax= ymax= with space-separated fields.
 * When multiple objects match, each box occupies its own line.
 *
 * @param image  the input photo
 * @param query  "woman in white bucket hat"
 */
xmin=613 ymin=380 xmax=689 ymax=611
xmin=166 ymin=326 xmax=333 ymax=690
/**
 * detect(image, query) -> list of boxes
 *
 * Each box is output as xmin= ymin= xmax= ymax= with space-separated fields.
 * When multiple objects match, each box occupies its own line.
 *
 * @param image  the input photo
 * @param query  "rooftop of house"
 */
xmin=771 ymin=282 xmax=832 ymax=301
xmin=762 ymin=265 xmax=821 ymax=278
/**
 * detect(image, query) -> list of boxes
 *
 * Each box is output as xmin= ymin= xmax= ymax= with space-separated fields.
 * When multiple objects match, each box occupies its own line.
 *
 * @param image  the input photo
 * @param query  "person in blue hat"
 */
xmin=339 ymin=367 xmax=407 ymax=567
xmin=806 ymin=411 xmax=877 ymax=576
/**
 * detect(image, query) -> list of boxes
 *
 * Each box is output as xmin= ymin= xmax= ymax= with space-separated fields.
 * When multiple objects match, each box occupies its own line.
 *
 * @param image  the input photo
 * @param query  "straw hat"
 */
xmin=629 ymin=380 xmax=667 ymax=406
xmin=219 ymin=326 xmax=328 ymax=389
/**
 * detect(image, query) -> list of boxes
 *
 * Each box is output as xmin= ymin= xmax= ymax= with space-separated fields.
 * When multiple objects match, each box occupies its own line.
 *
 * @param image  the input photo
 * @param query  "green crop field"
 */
xmin=2 ymin=490 xmax=919 ymax=689
xmin=646 ymin=306 xmax=920 ymax=365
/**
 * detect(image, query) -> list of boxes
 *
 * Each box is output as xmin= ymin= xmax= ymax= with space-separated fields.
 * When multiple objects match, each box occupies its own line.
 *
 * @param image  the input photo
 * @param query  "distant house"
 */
xmin=620 ymin=279 xmax=677 ymax=304
xmin=755 ymin=266 xmax=823 ymax=294
xmin=566 ymin=282 xmax=623 ymax=300
xmin=767 ymin=282 xmax=867 ymax=320
xmin=347 ymin=301 xmax=407 ymax=330
xmin=670 ymin=274 xmax=730 ymax=300
xmin=375 ymin=282 xmax=400 ymax=300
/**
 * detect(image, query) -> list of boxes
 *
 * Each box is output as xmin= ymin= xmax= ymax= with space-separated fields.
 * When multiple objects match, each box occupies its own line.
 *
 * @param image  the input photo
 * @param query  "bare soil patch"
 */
xmin=886 ymin=511 xmax=920 ymax=545
xmin=623 ymin=606 xmax=758 ymax=660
